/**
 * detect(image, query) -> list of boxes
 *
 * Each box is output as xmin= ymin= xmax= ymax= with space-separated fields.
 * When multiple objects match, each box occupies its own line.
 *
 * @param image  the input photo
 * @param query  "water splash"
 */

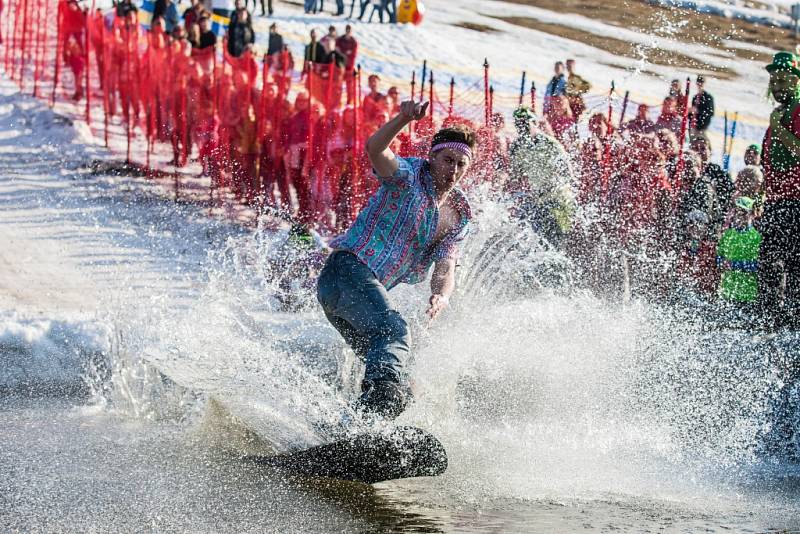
xmin=89 ymin=197 xmax=799 ymax=513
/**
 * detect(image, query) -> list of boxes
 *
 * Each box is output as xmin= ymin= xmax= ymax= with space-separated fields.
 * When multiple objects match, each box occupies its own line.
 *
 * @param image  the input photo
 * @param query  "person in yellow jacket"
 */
xmin=566 ymin=58 xmax=591 ymax=120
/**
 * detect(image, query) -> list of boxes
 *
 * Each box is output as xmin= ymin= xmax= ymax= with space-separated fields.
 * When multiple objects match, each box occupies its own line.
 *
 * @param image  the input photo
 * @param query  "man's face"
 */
xmin=732 ymin=208 xmax=752 ymax=228
xmin=770 ymin=71 xmax=800 ymax=105
xmin=554 ymin=63 xmax=563 ymax=76
xmin=696 ymin=81 xmax=704 ymax=92
xmin=566 ymin=60 xmax=575 ymax=73
xmin=310 ymin=30 xmax=317 ymax=40
xmin=199 ymin=19 xmax=209 ymax=31
xmin=429 ymin=148 xmax=471 ymax=190
xmin=369 ymin=77 xmax=379 ymax=92
xmin=744 ymin=148 xmax=760 ymax=166
xmin=670 ymin=80 xmax=680 ymax=92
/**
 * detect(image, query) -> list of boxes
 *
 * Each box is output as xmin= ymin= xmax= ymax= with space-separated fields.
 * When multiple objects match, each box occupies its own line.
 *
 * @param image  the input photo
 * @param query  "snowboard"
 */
xmin=246 ymin=425 xmax=447 ymax=484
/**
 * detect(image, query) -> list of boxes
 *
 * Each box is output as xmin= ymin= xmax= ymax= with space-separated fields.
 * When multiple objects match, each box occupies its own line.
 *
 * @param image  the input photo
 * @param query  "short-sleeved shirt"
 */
xmin=330 ymin=157 xmax=472 ymax=290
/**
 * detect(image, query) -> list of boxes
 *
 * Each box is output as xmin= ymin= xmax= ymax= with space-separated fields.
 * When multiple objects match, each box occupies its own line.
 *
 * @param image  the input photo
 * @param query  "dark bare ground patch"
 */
xmin=456 ymin=21 xmax=500 ymax=33
xmin=492 ymin=15 xmax=736 ymax=79
xmin=495 ymin=0 xmax=794 ymax=57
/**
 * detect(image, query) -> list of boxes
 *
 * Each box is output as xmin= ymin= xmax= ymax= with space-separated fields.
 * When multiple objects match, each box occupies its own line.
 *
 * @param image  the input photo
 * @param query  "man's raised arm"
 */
xmin=366 ymin=100 xmax=429 ymax=178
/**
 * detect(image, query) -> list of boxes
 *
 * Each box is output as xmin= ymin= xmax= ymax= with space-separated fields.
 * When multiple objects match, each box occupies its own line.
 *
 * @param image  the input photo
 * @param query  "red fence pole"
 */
xmin=102 ymin=19 xmax=109 ymax=147
xmin=85 ymin=1 xmax=94 ymax=124
xmin=51 ymin=1 xmax=63 ymax=106
xmin=125 ymin=22 xmax=132 ymax=164
xmin=19 ymin=0 xmax=29 ymax=88
xmin=618 ymin=89 xmax=630 ymax=129
xmin=326 ymin=60 xmax=334 ymax=111
xmin=600 ymin=80 xmax=615 ymax=197
xmin=448 ymin=76 xmax=454 ymax=119
xmin=674 ymin=76 xmax=692 ymax=192
xmin=32 ymin=0 xmax=43 ymax=96
xmin=428 ymin=70 xmax=433 ymax=119
xmin=483 ymin=58 xmax=489 ymax=127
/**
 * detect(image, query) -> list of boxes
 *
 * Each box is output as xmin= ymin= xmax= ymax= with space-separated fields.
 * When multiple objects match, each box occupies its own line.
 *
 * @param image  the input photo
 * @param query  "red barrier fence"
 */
xmin=0 ymin=1 xmax=503 ymax=232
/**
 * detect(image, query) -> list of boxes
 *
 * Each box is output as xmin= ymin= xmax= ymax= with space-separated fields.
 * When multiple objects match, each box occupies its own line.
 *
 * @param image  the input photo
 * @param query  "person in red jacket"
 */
xmin=335 ymin=24 xmax=358 ymax=71
xmin=283 ymin=93 xmax=314 ymax=221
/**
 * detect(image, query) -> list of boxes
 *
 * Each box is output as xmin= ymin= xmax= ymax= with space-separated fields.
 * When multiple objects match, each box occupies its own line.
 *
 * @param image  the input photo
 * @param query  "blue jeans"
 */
xmin=317 ymin=251 xmax=411 ymax=386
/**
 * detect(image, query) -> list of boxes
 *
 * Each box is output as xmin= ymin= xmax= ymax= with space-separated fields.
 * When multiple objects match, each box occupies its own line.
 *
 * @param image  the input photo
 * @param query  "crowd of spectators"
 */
xmin=504 ymin=60 xmax=786 ymax=327
xmin=50 ymin=3 xmax=795 ymax=326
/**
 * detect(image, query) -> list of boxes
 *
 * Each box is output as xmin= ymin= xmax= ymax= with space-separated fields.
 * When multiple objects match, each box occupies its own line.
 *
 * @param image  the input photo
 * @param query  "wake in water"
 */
xmin=81 ymin=195 xmax=800 ymax=522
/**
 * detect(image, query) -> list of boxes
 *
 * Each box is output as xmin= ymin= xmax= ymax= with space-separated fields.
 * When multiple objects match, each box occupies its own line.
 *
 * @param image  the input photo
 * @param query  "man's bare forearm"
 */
xmin=366 ymin=101 xmax=428 ymax=177
xmin=430 ymin=261 xmax=456 ymax=298
xmin=366 ymin=113 xmax=411 ymax=158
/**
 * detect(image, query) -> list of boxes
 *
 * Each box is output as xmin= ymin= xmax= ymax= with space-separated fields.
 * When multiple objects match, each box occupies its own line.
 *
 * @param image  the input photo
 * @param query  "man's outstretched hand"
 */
xmin=426 ymin=294 xmax=449 ymax=322
xmin=399 ymin=100 xmax=429 ymax=122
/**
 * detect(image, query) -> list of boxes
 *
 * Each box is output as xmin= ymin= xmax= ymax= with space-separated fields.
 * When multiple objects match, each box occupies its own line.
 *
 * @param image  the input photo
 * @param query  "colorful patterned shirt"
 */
xmin=330 ymin=157 xmax=472 ymax=290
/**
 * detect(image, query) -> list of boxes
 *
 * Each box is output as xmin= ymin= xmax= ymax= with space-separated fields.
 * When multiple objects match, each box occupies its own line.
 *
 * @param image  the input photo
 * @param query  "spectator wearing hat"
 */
xmin=689 ymin=75 xmax=715 ymax=134
xmin=759 ymin=51 xmax=800 ymax=325
xmin=744 ymin=144 xmax=761 ymax=167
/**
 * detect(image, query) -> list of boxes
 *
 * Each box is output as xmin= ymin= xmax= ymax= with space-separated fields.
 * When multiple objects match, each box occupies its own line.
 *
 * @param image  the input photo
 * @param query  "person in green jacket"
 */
xmin=506 ymin=106 xmax=576 ymax=246
xmin=717 ymin=196 xmax=762 ymax=303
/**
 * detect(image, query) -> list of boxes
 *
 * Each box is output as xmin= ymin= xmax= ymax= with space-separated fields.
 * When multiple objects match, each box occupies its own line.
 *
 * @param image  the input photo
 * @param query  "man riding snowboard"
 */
xmin=317 ymin=100 xmax=476 ymax=419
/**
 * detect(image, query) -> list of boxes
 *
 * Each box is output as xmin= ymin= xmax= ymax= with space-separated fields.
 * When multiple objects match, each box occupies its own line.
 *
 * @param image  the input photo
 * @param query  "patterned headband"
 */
xmin=431 ymin=142 xmax=473 ymax=160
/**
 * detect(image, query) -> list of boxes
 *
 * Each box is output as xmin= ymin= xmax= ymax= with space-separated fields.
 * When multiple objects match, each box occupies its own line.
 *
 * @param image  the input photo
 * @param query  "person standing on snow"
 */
xmin=544 ymin=61 xmax=567 ymax=115
xmin=318 ymin=100 xmax=476 ymax=419
xmin=227 ymin=4 xmax=255 ymax=57
xmin=565 ymin=58 xmax=591 ymax=121
xmin=689 ymin=75 xmax=715 ymax=136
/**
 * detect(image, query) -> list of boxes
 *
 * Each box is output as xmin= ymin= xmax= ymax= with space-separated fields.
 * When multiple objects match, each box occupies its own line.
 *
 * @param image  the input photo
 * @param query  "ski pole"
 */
xmin=419 ymin=59 xmax=427 ymax=103
xmin=722 ymin=111 xmax=728 ymax=167
xmin=519 ymin=70 xmax=526 ymax=106
xmin=618 ymin=90 xmax=630 ymax=129
xmin=724 ymin=112 xmax=738 ymax=173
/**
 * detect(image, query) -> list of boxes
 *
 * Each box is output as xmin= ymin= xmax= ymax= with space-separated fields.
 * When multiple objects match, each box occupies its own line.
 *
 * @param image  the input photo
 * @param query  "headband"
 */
xmin=431 ymin=142 xmax=473 ymax=160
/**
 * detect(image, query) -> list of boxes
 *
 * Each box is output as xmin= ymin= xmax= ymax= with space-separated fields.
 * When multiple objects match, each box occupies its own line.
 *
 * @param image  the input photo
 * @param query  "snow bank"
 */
xmin=0 ymin=312 xmax=111 ymax=396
